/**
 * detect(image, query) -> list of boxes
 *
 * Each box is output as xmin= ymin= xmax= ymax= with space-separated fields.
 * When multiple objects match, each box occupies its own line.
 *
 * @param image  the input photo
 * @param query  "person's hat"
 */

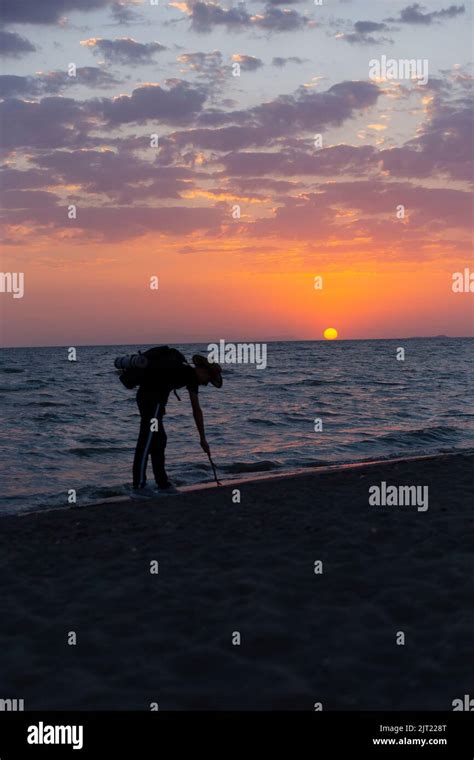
xmin=192 ymin=354 xmax=223 ymax=388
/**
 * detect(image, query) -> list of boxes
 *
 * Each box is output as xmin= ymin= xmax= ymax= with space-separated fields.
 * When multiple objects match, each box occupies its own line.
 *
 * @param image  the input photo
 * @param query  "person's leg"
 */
xmin=150 ymin=402 xmax=169 ymax=487
xmin=132 ymin=392 xmax=160 ymax=489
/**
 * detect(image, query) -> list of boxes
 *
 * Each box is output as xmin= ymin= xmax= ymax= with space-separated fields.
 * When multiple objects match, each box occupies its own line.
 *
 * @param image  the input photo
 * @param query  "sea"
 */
xmin=1 ymin=338 xmax=473 ymax=515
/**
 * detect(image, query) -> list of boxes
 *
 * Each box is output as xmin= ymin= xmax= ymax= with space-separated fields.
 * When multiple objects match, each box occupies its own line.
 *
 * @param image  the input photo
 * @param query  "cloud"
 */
xmin=31 ymin=149 xmax=195 ymax=198
xmin=110 ymin=0 xmax=142 ymax=23
xmin=251 ymin=81 xmax=380 ymax=131
xmin=177 ymin=50 xmax=226 ymax=87
xmin=249 ymin=180 xmax=471 ymax=244
xmin=3 ymin=203 xmax=225 ymax=242
xmin=0 ymin=167 xmax=54 ymax=190
xmin=94 ymin=80 xmax=207 ymax=124
xmin=387 ymin=3 xmax=465 ymax=25
xmin=0 ymin=75 xmax=41 ymax=98
xmin=272 ymin=56 xmax=306 ymax=67
xmin=0 ymin=97 xmax=93 ymax=151
xmin=380 ymin=95 xmax=473 ymax=181
xmin=178 ymin=51 xmax=223 ymax=72
xmin=161 ymin=80 xmax=380 ymax=157
xmin=218 ymin=144 xmax=377 ymax=177
xmin=81 ymin=37 xmax=166 ymax=65
xmin=173 ymin=0 xmax=309 ymax=33
xmin=231 ymin=54 xmax=263 ymax=71
xmin=0 ymin=79 xmax=209 ymax=153
xmin=167 ymin=125 xmax=274 ymax=152
xmin=1 ymin=0 xmax=114 ymax=24
xmin=98 ymin=80 xmax=208 ymax=125
xmin=0 ymin=68 xmax=120 ymax=98
xmin=1 ymin=189 xmax=59 ymax=209
xmin=182 ymin=1 xmax=252 ymax=32
xmin=339 ymin=19 xmax=392 ymax=45
xmin=0 ymin=30 xmax=36 ymax=58
xmin=254 ymin=6 xmax=309 ymax=31
xmin=354 ymin=21 xmax=386 ymax=33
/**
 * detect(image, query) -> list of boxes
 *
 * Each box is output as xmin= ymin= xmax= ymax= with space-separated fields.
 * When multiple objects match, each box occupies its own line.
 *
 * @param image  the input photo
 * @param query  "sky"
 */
xmin=0 ymin=0 xmax=472 ymax=347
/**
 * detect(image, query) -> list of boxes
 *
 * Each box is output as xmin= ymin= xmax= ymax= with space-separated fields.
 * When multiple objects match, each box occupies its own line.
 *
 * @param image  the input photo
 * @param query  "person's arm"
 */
xmin=189 ymin=390 xmax=210 ymax=454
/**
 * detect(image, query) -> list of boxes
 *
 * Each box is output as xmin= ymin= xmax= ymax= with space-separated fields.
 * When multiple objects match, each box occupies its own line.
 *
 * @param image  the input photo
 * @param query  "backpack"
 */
xmin=116 ymin=346 xmax=188 ymax=390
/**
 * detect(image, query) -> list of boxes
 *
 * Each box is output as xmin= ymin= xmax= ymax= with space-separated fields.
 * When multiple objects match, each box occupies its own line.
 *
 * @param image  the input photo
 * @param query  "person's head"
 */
xmin=192 ymin=355 xmax=223 ymax=388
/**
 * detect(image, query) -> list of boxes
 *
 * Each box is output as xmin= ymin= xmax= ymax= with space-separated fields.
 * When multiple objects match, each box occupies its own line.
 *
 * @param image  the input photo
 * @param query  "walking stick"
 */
xmin=207 ymin=452 xmax=222 ymax=486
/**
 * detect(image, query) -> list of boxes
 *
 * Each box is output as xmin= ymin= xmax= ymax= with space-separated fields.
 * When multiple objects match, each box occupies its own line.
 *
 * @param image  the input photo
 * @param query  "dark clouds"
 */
xmin=254 ymin=6 xmax=309 ymax=31
xmin=81 ymin=37 xmax=166 ymax=65
xmin=110 ymin=1 xmax=142 ymax=24
xmin=380 ymin=96 xmax=473 ymax=181
xmin=220 ymin=145 xmax=377 ymax=177
xmin=0 ymin=167 xmax=53 ymax=191
xmin=272 ymin=56 xmax=306 ymax=67
xmin=3 ymin=203 xmax=225 ymax=242
xmin=0 ymin=75 xmax=40 ymax=99
xmin=0 ymin=0 xmax=470 ymax=257
xmin=152 ymin=80 xmax=381 ymax=163
xmin=1 ymin=0 xmax=113 ymax=24
xmin=30 ymin=149 xmax=195 ymax=198
xmin=98 ymin=81 xmax=208 ymax=125
xmin=250 ymin=181 xmax=471 ymax=243
xmin=1 ymin=189 xmax=59 ymax=209
xmin=231 ymin=54 xmax=264 ymax=71
xmin=0 ymin=79 xmax=208 ymax=151
xmin=0 ymin=30 xmax=36 ymax=58
xmin=387 ymin=3 xmax=465 ymax=25
xmin=0 ymin=97 xmax=92 ymax=151
xmin=192 ymin=81 xmax=381 ymax=141
xmin=0 ymin=68 xmax=119 ymax=98
xmin=340 ymin=19 xmax=392 ymax=45
xmin=177 ymin=51 xmax=227 ymax=88
xmin=178 ymin=51 xmax=223 ymax=72
xmin=250 ymin=81 xmax=380 ymax=131
xmin=178 ymin=0 xmax=309 ymax=33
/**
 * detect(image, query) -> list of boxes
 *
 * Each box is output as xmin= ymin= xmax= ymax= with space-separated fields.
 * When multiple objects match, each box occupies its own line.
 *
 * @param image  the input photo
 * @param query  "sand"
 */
xmin=0 ymin=452 xmax=472 ymax=710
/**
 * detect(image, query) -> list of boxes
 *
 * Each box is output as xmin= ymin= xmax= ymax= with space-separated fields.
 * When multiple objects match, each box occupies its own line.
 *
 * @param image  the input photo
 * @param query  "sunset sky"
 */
xmin=1 ymin=0 xmax=472 ymax=347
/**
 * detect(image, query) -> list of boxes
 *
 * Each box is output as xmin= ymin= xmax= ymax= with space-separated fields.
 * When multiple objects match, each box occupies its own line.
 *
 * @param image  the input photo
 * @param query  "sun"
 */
xmin=323 ymin=327 xmax=338 ymax=340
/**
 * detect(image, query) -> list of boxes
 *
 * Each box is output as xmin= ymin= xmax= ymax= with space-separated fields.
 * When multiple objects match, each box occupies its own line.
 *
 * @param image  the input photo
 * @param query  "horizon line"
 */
xmin=1 ymin=335 xmax=473 ymax=350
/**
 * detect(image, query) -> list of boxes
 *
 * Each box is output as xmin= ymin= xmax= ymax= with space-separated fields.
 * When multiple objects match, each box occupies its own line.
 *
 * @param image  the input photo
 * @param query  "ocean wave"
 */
xmin=25 ymin=401 xmax=66 ymax=407
xmin=247 ymin=417 xmax=281 ymax=426
xmin=0 ymin=368 xmax=25 ymax=373
xmin=222 ymin=460 xmax=281 ymax=474
xmin=32 ymin=413 xmax=64 ymax=422
xmin=375 ymin=426 xmax=461 ymax=446
xmin=69 ymin=446 xmax=132 ymax=458
xmin=295 ymin=378 xmax=344 ymax=386
xmin=372 ymin=381 xmax=407 ymax=386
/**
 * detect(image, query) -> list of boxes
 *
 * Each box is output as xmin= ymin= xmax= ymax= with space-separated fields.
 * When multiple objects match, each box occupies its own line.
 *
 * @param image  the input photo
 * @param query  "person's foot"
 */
xmin=156 ymin=481 xmax=179 ymax=494
xmin=130 ymin=484 xmax=157 ymax=501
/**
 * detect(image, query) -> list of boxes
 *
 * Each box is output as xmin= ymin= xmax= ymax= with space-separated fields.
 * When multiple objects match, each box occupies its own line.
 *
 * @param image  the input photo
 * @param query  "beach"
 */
xmin=0 ymin=452 xmax=472 ymax=711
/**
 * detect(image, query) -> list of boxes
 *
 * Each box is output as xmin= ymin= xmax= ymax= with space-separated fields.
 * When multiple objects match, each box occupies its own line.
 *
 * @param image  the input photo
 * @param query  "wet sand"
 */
xmin=0 ymin=452 xmax=472 ymax=710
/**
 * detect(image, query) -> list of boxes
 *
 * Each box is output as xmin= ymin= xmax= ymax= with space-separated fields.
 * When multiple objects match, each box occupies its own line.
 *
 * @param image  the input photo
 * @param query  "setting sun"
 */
xmin=324 ymin=328 xmax=338 ymax=340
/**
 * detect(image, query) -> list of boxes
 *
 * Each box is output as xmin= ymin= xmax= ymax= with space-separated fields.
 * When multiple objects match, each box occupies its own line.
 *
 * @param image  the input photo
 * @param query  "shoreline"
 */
xmin=7 ymin=448 xmax=473 ymax=517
